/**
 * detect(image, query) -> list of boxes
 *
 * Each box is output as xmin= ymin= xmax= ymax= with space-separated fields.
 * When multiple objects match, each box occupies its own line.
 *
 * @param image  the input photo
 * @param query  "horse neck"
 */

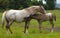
xmin=24 ymin=8 xmax=37 ymax=15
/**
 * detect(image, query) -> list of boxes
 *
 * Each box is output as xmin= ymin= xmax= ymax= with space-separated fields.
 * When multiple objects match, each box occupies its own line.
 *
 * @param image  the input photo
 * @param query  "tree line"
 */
xmin=0 ymin=0 xmax=56 ymax=11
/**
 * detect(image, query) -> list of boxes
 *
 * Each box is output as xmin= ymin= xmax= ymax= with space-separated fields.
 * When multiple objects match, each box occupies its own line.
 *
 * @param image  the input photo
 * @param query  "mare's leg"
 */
xmin=50 ymin=20 xmax=54 ymax=32
xmin=24 ymin=19 xmax=30 ymax=33
xmin=6 ymin=20 xmax=13 ymax=34
xmin=38 ymin=20 xmax=42 ymax=33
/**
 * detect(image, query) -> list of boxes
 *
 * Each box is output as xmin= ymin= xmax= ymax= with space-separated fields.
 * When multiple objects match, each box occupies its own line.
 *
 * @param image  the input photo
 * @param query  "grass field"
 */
xmin=0 ymin=10 xmax=60 ymax=38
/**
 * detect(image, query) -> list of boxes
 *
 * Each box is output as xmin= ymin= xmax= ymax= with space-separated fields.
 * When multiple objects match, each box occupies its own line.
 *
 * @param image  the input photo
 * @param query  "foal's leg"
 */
xmin=6 ymin=20 xmax=13 ymax=34
xmin=50 ymin=20 xmax=54 ymax=32
xmin=38 ymin=20 xmax=42 ymax=33
xmin=24 ymin=20 xmax=30 ymax=33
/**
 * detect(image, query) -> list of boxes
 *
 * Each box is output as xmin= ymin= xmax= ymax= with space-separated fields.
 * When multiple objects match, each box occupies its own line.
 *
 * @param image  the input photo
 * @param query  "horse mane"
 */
xmin=23 ymin=6 xmax=39 ymax=14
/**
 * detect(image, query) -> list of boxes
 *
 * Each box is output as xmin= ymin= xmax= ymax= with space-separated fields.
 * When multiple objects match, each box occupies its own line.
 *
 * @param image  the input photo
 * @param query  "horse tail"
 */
xmin=2 ymin=11 xmax=7 ymax=28
xmin=53 ymin=14 xmax=56 ymax=21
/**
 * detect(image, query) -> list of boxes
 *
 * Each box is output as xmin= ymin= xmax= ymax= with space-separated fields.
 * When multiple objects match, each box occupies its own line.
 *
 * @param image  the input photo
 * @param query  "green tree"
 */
xmin=0 ymin=0 xmax=10 ymax=11
xmin=31 ymin=0 xmax=43 ymax=6
xmin=9 ymin=0 xmax=30 ymax=9
xmin=45 ymin=0 xmax=56 ymax=10
xmin=0 ymin=0 xmax=44 ymax=11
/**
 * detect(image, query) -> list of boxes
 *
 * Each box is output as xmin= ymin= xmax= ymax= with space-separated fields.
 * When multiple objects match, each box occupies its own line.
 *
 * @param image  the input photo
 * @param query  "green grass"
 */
xmin=0 ymin=10 xmax=60 ymax=38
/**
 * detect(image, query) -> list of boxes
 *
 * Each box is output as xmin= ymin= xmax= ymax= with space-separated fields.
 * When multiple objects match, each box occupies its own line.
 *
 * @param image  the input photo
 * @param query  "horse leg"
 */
xmin=24 ymin=20 xmax=30 ymax=34
xmin=38 ymin=20 xmax=42 ymax=33
xmin=50 ymin=20 xmax=54 ymax=32
xmin=6 ymin=21 xmax=9 ymax=34
xmin=6 ymin=20 xmax=13 ymax=34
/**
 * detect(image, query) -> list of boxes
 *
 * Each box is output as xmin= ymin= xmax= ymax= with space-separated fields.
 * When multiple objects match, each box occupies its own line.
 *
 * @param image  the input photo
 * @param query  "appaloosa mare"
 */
xmin=2 ymin=6 xmax=46 ymax=34
xmin=25 ymin=13 xmax=56 ymax=33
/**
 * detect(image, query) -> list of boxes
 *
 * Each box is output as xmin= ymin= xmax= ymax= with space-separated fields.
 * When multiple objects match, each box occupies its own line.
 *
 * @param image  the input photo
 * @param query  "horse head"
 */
xmin=32 ymin=6 xmax=46 ymax=14
xmin=36 ymin=6 xmax=46 ymax=14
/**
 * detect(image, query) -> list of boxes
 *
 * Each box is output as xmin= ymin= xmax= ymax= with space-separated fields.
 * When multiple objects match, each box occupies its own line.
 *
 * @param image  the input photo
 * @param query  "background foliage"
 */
xmin=0 ymin=0 xmax=56 ymax=11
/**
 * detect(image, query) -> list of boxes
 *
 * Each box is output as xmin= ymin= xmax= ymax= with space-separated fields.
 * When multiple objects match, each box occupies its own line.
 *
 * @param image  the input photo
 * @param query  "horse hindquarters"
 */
xmin=49 ymin=16 xmax=54 ymax=33
xmin=50 ymin=14 xmax=56 ymax=32
xmin=53 ymin=14 xmax=56 ymax=21
xmin=5 ymin=19 xmax=13 ymax=34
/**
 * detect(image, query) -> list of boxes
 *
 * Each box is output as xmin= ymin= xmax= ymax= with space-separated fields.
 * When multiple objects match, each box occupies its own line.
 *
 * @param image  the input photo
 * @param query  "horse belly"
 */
xmin=15 ymin=18 xmax=24 ymax=22
xmin=15 ymin=13 xmax=27 ymax=22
